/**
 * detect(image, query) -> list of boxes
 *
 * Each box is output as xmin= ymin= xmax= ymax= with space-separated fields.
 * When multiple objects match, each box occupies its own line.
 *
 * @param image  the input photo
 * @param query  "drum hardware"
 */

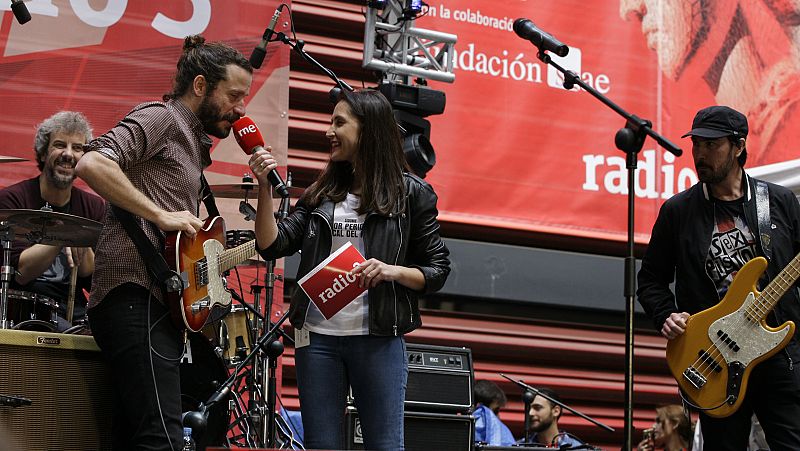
xmin=184 ymin=178 xmax=295 ymax=449
xmin=1 ymin=222 xmax=14 ymax=329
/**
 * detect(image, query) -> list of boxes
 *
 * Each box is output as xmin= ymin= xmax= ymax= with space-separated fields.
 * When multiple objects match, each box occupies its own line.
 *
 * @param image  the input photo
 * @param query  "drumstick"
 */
xmin=66 ymin=254 xmax=78 ymax=324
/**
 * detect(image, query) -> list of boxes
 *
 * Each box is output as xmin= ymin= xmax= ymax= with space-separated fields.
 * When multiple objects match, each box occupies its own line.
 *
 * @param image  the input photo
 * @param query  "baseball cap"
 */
xmin=681 ymin=106 xmax=748 ymax=139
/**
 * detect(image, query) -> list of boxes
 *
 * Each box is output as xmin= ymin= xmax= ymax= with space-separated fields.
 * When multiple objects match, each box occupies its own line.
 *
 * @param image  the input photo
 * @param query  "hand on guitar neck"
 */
xmin=661 ymin=312 xmax=690 ymax=340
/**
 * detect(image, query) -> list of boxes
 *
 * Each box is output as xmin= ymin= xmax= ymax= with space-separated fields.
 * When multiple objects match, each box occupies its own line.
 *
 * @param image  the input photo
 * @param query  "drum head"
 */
xmin=181 ymin=333 xmax=229 ymax=449
xmin=12 ymin=319 xmax=56 ymax=332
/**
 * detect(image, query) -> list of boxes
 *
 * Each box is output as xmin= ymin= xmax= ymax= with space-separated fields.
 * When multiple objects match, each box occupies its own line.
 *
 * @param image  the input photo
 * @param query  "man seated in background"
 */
xmin=520 ymin=387 xmax=585 ymax=448
xmin=473 ymin=379 xmax=515 ymax=446
xmin=0 ymin=111 xmax=104 ymax=331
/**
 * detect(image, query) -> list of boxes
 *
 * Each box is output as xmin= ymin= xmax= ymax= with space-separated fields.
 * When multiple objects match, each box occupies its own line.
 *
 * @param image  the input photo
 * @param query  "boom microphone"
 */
xmin=250 ymin=6 xmax=283 ymax=69
xmin=232 ymin=116 xmax=290 ymax=198
xmin=513 ymin=18 xmax=568 ymax=57
xmin=11 ymin=0 xmax=31 ymax=24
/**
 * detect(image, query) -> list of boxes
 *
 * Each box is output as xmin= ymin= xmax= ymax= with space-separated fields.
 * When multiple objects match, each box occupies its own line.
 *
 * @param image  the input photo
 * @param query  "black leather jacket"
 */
xmin=258 ymin=173 xmax=451 ymax=336
xmin=638 ymin=172 xmax=800 ymax=346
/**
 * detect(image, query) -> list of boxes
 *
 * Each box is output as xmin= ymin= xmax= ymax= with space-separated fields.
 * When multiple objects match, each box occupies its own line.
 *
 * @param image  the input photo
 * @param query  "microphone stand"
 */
xmin=273 ymin=31 xmax=354 ymax=93
xmin=527 ymin=46 xmax=682 ymax=449
xmin=501 ymin=374 xmax=614 ymax=434
xmin=522 ymin=388 xmax=535 ymax=443
xmin=258 ymin=187 xmax=292 ymax=447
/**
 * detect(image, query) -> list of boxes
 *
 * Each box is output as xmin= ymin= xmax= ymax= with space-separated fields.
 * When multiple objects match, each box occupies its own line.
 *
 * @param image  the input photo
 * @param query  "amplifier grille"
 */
xmin=0 ymin=330 xmax=113 ymax=451
xmin=406 ymin=369 xmax=472 ymax=409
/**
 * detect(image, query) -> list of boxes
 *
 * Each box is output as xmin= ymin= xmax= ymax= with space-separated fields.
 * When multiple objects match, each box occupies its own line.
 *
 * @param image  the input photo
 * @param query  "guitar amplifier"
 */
xmin=0 ymin=329 xmax=113 ymax=451
xmin=346 ymin=407 xmax=474 ymax=451
xmin=405 ymin=343 xmax=473 ymax=413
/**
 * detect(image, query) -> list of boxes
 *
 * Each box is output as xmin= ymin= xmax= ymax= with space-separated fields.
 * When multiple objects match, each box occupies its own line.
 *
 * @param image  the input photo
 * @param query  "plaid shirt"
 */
xmin=85 ymin=99 xmax=212 ymax=307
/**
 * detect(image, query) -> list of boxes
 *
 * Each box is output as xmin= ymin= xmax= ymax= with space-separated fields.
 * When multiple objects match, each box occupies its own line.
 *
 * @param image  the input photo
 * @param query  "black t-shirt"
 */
xmin=705 ymin=196 xmax=758 ymax=299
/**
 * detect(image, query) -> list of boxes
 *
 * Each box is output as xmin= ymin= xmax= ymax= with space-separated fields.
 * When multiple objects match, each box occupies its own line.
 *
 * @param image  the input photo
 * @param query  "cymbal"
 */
xmin=210 ymin=182 xmax=303 ymax=199
xmin=0 ymin=155 xmax=26 ymax=163
xmin=0 ymin=209 xmax=102 ymax=247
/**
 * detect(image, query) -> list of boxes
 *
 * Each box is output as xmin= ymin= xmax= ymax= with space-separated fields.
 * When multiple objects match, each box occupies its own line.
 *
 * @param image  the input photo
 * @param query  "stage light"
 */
xmin=403 ymin=0 xmax=423 ymax=19
xmin=403 ymin=132 xmax=435 ymax=178
xmin=367 ymin=0 xmax=388 ymax=9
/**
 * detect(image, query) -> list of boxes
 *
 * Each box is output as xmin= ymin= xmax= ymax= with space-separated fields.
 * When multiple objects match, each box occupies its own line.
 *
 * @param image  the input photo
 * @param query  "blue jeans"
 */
xmin=295 ymin=332 xmax=407 ymax=451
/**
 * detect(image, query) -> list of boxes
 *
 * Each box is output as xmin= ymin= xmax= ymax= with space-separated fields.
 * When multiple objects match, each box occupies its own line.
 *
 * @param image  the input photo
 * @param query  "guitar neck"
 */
xmin=219 ymin=239 xmax=257 ymax=273
xmin=758 ymin=252 xmax=800 ymax=315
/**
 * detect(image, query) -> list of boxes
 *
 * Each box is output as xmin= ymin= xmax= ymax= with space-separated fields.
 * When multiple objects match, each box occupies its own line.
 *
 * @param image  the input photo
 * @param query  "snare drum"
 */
xmin=203 ymin=305 xmax=253 ymax=365
xmin=6 ymin=289 xmax=59 ymax=331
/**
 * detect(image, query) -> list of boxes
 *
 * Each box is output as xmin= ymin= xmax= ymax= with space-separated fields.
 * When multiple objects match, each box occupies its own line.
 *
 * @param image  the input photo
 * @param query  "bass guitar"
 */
xmin=665 ymin=254 xmax=798 ymax=418
xmin=164 ymin=216 xmax=257 ymax=332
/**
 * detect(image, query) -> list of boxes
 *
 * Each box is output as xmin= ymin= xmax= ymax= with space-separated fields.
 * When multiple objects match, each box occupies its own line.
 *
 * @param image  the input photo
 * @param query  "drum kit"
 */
xmin=0 ymin=208 xmax=102 ymax=332
xmin=0 ymin=155 xmax=300 ymax=448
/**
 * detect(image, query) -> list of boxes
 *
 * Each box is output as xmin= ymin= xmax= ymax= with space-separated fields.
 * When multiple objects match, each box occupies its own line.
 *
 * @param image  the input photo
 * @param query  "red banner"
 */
xmin=417 ymin=0 xmax=800 ymax=242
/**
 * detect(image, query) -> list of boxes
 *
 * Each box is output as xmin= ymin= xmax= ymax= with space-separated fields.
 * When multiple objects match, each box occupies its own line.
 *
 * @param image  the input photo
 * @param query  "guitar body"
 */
xmin=164 ymin=217 xmax=232 ymax=332
xmin=666 ymin=257 xmax=795 ymax=418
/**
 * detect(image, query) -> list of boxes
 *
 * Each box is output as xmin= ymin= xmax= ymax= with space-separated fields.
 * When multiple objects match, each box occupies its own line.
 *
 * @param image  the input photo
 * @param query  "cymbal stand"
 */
xmin=0 ymin=223 xmax=14 ymax=329
xmin=259 ymin=183 xmax=292 ymax=447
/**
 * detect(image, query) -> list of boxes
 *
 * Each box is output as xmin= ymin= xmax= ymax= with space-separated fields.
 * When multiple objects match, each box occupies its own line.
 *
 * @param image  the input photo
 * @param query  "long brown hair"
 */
xmin=303 ymin=89 xmax=408 ymax=215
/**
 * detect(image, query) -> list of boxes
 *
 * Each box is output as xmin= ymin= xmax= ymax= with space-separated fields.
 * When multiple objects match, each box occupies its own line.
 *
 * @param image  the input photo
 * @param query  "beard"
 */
xmin=44 ymin=153 xmax=76 ymax=189
xmin=198 ymin=93 xmax=240 ymax=139
xmin=529 ymin=416 xmax=554 ymax=433
xmin=695 ymin=153 xmax=737 ymax=185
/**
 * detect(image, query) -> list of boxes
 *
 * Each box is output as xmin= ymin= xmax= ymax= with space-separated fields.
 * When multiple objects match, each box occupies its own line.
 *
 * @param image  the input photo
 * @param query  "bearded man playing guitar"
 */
xmin=638 ymin=105 xmax=800 ymax=449
xmin=75 ymin=36 xmax=252 ymax=450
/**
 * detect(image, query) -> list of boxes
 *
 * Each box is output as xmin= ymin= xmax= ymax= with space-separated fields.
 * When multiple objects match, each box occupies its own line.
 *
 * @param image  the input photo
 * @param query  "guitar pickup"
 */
xmin=194 ymin=257 xmax=209 ymax=287
xmin=698 ymin=350 xmax=723 ymax=373
xmin=716 ymin=329 xmax=741 ymax=352
xmin=190 ymin=296 xmax=211 ymax=314
xmin=683 ymin=367 xmax=707 ymax=389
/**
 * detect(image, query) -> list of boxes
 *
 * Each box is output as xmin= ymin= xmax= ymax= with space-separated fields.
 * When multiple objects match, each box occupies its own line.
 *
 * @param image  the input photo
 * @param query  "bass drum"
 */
xmin=181 ymin=332 xmax=230 ymax=451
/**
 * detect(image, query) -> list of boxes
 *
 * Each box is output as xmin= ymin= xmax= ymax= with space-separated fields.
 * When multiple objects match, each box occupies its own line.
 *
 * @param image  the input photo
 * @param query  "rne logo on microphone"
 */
xmin=237 ymin=124 xmax=257 ymax=137
xmin=547 ymin=47 xmax=581 ymax=91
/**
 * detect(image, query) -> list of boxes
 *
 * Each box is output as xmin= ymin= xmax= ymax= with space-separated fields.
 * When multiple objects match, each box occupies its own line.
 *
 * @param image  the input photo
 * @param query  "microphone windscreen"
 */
xmin=232 ymin=116 xmax=264 ymax=155
xmin=11 ymin=1 xmax=32 ymax=24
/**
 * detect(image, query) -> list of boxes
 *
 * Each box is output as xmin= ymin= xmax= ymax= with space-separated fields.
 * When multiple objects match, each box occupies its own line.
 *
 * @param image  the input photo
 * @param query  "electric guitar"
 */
xmin=164 ymin=216 xmax=257 ymax=332
xmin=665 ymin=254 xmax=798 ymax=418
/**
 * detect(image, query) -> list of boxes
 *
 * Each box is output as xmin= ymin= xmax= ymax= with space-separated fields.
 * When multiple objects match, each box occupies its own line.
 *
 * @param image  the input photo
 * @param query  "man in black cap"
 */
xmin=637 ymin=105 xmax=800 ymax=449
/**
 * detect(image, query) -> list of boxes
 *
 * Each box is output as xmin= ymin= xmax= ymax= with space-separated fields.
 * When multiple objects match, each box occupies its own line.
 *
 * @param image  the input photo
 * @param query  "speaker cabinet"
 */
xmin=0 ymin=329 xmax=113 ymax=451
xmin=346 ymin=407 xmax=474 ymax=451
xmin=405 ymin=343 xmax=473 ymax=413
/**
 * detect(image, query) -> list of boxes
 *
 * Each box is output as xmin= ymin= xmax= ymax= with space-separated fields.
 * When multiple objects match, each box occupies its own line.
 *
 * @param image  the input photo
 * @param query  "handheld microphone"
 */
xmin=250 ymin=6 xmax=283 ymax=69
xmin=232 ymin=116 xmax=289 ymax=198
xmin=11 ymin=0 xmax=31 ymax=24
xmin=513 ymin=18 xmax=568 ymax=57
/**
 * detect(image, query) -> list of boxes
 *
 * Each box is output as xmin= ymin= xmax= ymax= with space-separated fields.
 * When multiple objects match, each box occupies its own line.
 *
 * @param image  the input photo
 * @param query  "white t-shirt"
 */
xmin=304 ymin=193 xmax=369 ymax=335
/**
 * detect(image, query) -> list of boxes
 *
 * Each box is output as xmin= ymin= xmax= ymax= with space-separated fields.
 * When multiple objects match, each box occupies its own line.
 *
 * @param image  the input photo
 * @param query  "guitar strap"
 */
xmin=755 ymin=179 xmax=772 ymax=261
xmin=112 ymin=205 xmax=184 ymax=294
xmin=113 ymin=175 xmax=219 ymax=294
xmin=200 ymin=174 xmax=220 ymax=218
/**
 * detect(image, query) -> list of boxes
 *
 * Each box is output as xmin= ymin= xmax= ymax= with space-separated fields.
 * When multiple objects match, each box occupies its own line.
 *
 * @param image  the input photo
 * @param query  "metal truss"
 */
xmin=363 ymin=1 xmax=458 ymax=83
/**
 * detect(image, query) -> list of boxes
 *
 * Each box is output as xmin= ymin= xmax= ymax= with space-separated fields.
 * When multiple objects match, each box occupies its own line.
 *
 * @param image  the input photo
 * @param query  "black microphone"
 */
xmin=182 ymin=403 xmax=208 ymax=437
xmin=513 ymin=18 xmax=568 ymax=57
xmin=11 ymin=0 xmax=31 ymax=24
xmin=250 ymin=6 xmax=283 ymax=69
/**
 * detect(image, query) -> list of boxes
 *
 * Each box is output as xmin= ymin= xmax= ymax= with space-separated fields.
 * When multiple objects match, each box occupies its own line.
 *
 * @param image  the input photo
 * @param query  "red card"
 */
xmin=297 ymin=242 xmax=367 ymax=319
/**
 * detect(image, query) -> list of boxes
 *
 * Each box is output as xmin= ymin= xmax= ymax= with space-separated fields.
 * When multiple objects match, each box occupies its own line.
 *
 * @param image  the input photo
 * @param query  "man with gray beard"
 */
xmin=0 ymin=111 xmax=105 ymax=331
